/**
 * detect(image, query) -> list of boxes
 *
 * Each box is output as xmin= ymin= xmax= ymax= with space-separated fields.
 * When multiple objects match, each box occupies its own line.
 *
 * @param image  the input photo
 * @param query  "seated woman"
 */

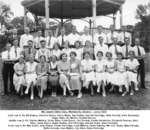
xmin=24 ymin=54 xmax=37 ymax=100
xmin=13 ymin=55 xmax=26 ymax=96
xmin=125 ymin=51 xmax=139 ymax=96
xmin=57 ymin=53 xmax=73 ymax=96
xmin=69 ymin=51 xmax=82 ymax=99
xmin=81 ymin=52 xmax=95 ymax=96
xmin=114 ymin=52 xmax=128 ymax=96
xmin=36 ymin=55 xmax=49 ymax=99
xmin=105 ymin=51 xmax=116 ymax=93
xmin=83 ymin=40 xmax=94 ymax=59
xmin=48 ymin=55 xmax=59 ymax=97
xmin=94 ymin=51 xmax=106 ymax=97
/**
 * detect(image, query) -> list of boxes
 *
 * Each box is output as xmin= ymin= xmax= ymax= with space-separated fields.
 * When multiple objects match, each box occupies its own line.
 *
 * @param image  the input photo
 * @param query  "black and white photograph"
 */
xmin=0 ymin=0 xmax=150 ymax=114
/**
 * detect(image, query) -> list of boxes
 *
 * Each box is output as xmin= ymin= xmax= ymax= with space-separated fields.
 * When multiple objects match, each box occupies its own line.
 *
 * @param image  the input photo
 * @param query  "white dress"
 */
xmin=25 ymin=62 xmax=37 ymax=86
xmin=105 ymin=59 xmax=116 ymax=84
xmin=81 ymin=59 xmax=95 ymax=86
xmin=95 ymin=59 xmax=106 ymax=83
xmin=114 ymin=60 xmax=128 ymax=86
xmin=125 ymin=59 xmax=139 ymax=84
xmin=13 ymin=63 xmax=26 ymax=93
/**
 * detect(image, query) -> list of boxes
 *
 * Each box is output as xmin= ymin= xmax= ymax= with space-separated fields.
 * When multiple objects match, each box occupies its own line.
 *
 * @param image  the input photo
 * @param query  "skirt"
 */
xmin=49 ymin=74 xmax=59 ymax=86
xmin=13 ymin=74 xmax=26 ymax=93
xmin=105 ymin=72 xmax=117 ymax=84
xmin=36 ymin=76 xmax=48 ymax=91
xmin=59 ymin=73 xmax=69 ymax=87
xmin=25 ymin=73 xmax=37 ymax=86
xmin=70 ymin=73 xmax=81 ymax=90
xmin=95 ymin=72 xmax=106 ymax=83
xmin=127 ymin=71 xmax=138 ymax=84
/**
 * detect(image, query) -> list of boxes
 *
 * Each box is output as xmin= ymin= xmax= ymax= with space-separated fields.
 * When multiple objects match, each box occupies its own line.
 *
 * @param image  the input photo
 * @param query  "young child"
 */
xmin=125 ymin=50 xmax=139 ymax=96
xmin=94 ymin=51 xmax=106 ymax=97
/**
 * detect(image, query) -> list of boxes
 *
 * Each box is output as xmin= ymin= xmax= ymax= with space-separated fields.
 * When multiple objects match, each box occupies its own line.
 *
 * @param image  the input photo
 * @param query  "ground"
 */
xmin=0 ymin=59 xmax=150 ymax=110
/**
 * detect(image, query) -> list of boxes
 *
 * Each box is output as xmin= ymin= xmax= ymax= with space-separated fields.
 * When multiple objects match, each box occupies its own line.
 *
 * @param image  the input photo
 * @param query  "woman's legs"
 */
xmin=102 ymin=81 xmax=106 ymax=97
xmin=30 ymin=82 xmax=34 ymax=100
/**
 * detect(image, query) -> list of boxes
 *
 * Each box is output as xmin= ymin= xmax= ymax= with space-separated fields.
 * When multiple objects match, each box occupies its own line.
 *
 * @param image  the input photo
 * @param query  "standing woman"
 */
xmin=105 ymin=51 xmax=116 ymax=93
xmin=24 ymin=54 xmax=37 ymax=100
xmin=36 ymin=55 xmax=49 ymax=99
xmin=51 ymin=42 xmax=61 ymax=60
xmin=69 ymin=51 xmax=82 ymax=98
xmin=95 ymin=51 xmax=106 ymax=97
xmin=13 ymin=55 xmax=26 ymax=96
xmin=81 ymin=52 xmax=95 ymax=96
xmin=83 ymin=40 xmax=94 ymax=59
xmin=73 ymin=41 xmax=83 ymax=60
xmin=48 ymin=55 xmax=59 ymax=97
xmin=125 ymin=51 xmax=139 ymax=96
xmin=57 ymin=53 xmax=73 ymax=96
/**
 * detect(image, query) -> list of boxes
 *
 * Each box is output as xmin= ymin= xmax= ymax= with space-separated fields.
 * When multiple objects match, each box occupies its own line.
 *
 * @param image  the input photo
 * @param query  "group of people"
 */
xmin=1 ymin=25 xmax=146 ymax=100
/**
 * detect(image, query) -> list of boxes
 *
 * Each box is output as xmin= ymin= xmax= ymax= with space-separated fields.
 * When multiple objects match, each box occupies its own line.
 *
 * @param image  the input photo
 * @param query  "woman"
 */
xmin=95 ymin=51 xmax=106 ymax=97
xmin=125 ymin=51 xmax=139 ymax=96
xmin=13 ymin=55 xmax=26 ymax=96
xmin=105 ymin=51 xmax=116 ymax=93
xmin=24 ymin=54 xmax=37 ymax=100
xmin=61 ymin=40 xmax=71 ymax=58
xmin=36 ymin=55 xmax=49 ymax=98
xmin=69 ymin=51 xmax=82 ymax=98
xmin=83 ymin=40 xmax=94 ymax=59
xmin=51 ymin=42 xmax=61 ymax=60
xmin=81 ymin=52 xmax=95 ymax=96
xmin=48 ymin=55 xmax=59 ymax=97
xmin=57 ymin=53 xmax=73 ymax=96
xmin=115 ymin=52 xmax=128 ymax=96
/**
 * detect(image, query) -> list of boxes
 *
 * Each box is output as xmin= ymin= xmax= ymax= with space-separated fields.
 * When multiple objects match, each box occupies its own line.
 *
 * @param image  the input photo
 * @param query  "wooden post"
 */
xmin=45 ymin=0 xmax=49 ymax=30
xmin=120 ymin=6 xmax=123 ymax=29
xmin=92 ymin=0 xmax=96 ymax=44
xmin=24 ymin=7 xmax=27 ymax=30
xmin=113 ymin=13 xmax=116 ymax=29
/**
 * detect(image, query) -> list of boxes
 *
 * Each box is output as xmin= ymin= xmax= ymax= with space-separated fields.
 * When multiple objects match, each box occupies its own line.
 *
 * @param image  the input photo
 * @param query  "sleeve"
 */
xmin=13 ymin=63 xmax=17 ymax=72
xmin=135 ymin=59 xmax=140 ymax=66
xmin=142 ymin=47 xmax=146 ymax=56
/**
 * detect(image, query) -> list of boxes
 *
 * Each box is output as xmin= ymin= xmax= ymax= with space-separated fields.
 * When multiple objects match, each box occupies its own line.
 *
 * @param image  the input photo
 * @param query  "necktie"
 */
xmin=62 ymin=36 xmax=64 ymax=46
xmin=137 ymin=46 xmax=141 ymax=56
xmin=126 ymin=45 xmax=128 ymax=57
xmin=15 ymin=48 xmax=17 ymax=58
xmin=8 ymin=51 xmax=10 ymax=59
xmin=48 ymin=37 xmax=51 ymax=47
xmin=115 ymin=45 xmax=118 ymax=55
xmin=29 ymin=48 xmax=31 ymax=54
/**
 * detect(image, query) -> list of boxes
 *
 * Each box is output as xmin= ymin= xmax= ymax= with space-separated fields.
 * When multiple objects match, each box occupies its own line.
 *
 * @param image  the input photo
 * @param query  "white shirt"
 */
xmin=131 ymin=45 xmax=146 ymax=57
xmin=67 ymin=33 xmax=80 ymax=46
xmin=57 ymin=35 xmax=68 ymax=46
xmin=50 ymin=49 xmax=61 ymax=58
xmin=94 ymin=44 xmax=108 ymax=58
xmin=10 ymin=46 xmax=22 ymax=60
xmin=35 ymin=48 xmax=50 ymax=61
xmin=122 ymin=45 xmax=133 ymax=57
xmin=71 ymin=48 xmax=83 ymax=60
xmin=109 ymin=45 xmax=123 ymax=59
xmin=25 ymin=62 xmax=37 ymax=74
xmin=94 ymin=33 xmax=107 ymax=46
xmin=116 ymin=60 xmax=126 ymax=72
xmin=20 ymin=34 xmax=33 ymax=49
xmin=81 ymin=59 xmax=95 ymax=71
xmin=34 ymin=36 xmax=44 ymax=48
xmin=45 ymin=36 xmax=58 ymax=49
xmin=125 ymin=59 xmax=139 ymax=70
xmin=94 ymin=59 xmax=106 ymax=72
xmin=117 ymin=32 xmax=124 ymax=42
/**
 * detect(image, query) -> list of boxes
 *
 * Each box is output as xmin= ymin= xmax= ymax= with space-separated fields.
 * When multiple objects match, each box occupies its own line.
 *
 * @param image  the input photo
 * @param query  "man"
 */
xmin=132 ymin=38 xmax=146 ymax=89
xmin=20 ymin=27 xmax=33 ymax=49
xmin=1 ymin=43 xmax=16 ymax=94
xmin=35 ymin=40 xmax=50 ymax=62
xmin=34 ymin=30 xmax=44 ymax=49
xmin=94 ymin=36 xmax=108 ymax=58
xmin=109 ymin=37 xmax=123 ymax=59
xmin=122 ymin=37 xmax=133 ymax=58
xmin=67 ymin=26 xmax=80 ymax=47
xmin=117 ymin=30 xmax=124 ymax=46
xmin=45 ymin=30 xmax=57 ymax=49
xmin=8 ymin=28 xmax=20 ymax=44
xmin=57 ymin=27 xmax=68 ymax=47
xmin=21 ymin=40 xmax=36 ymax=61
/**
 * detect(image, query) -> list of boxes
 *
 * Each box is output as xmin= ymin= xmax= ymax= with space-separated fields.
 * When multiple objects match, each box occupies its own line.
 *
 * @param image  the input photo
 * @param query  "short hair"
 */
xmin=28 ymin=40 xmax=33 ymax=43
xmin=39 ymin=55 xmax=46 ymax=61
xmin=40 ymin=40 xmax=46 ymax=43
xmin=128 ymin=50 xmax=135 ymax=55
xmin=83 ymin=52 xmax=90 ymax=58
xmin=53 ymin=42 xmax=60 ymax=49
xmin=97 ymin=51 xmax=103 ymax=56
xmin=106 ymin=51 xmax=112 ymax=57
xmin=50 ymin=55 xmax=57 ymax=61
xmin=70 ymin=51 xmax=77 ymax=57
xmin=60 ymin=53 xmax=67 ymax=60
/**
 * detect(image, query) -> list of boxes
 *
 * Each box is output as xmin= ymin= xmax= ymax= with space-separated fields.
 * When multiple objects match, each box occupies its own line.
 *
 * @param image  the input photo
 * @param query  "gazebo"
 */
xmin=22 ymin=0 xmax=125 ymax=30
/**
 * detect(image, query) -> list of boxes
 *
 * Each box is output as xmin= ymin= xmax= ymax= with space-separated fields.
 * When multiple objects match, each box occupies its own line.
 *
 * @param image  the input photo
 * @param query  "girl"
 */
xmin=125 ymin=50 xmax=139 ymax=96
xmin=24 ymin=54 xmax=37 ymax=100
xmin=81 ymin=52 xmax=95 ymax=96
xmin=13 ymin=55 xmax=26 ymax=96
xmin=57 ymin=53 xmax=73 ymax=96
xmin=36 ymin=55 xmax=49 ymax=99
xmin=48 ymin=55 xmax=59 ymax=97
xmin=105 ymin=51 xmax=116 ymax=93
xmin=95 ymin=51 xmax=106 ymax=97
xmin=114 ymin=52 xmax=128 ymax=96
xmin=69 ymin=51 xmax=82 ymax=99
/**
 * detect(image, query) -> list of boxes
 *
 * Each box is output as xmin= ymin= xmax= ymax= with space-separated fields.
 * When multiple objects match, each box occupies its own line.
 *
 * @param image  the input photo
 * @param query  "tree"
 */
xmin=135 ymin=3 xmax=150 ymax=52
xmin=0 ymin=1 xmax=13 ymax=27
